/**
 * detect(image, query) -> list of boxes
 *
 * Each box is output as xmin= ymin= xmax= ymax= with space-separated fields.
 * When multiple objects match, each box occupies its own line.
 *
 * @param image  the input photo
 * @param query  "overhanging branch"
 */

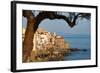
xmin=35 ymin=11 xmax=75 ymax=29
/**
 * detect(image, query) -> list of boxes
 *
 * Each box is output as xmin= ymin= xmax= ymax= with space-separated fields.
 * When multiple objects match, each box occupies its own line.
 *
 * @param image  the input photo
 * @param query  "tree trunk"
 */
xmin=22 ymin=16 xmax=36 ymax=62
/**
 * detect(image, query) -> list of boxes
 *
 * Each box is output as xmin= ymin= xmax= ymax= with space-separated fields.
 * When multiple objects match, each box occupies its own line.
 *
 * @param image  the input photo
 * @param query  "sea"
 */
xmin=64 ymin=35 xmax=91 ymax=61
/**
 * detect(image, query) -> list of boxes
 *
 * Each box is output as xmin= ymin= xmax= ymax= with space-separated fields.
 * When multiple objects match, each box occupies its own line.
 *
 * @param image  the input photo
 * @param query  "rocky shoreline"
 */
xmin=29 ymin=48 xmax=87 ymax=62
xmin=30 ymin=48 xmax=68 ymax=62
xmin=67 ymin=48 xmax=87 ymax=52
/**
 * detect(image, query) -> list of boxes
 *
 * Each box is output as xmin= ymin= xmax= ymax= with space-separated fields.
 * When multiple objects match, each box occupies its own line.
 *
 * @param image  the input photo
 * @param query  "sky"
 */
xmin=22 ymin=12 xmax=91 ymax=36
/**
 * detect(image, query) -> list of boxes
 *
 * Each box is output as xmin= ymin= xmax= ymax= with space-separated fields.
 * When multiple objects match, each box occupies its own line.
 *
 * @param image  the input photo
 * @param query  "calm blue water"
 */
xmin=64 ymin=36 xmax=91 ymax=60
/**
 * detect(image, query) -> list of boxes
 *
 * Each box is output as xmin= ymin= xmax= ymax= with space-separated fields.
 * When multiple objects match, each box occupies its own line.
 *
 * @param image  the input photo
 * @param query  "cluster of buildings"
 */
xmin=33 ymin=28 xmax=69 ymax=51
xmin=22 ymin=28 xmax=69 ymax=51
